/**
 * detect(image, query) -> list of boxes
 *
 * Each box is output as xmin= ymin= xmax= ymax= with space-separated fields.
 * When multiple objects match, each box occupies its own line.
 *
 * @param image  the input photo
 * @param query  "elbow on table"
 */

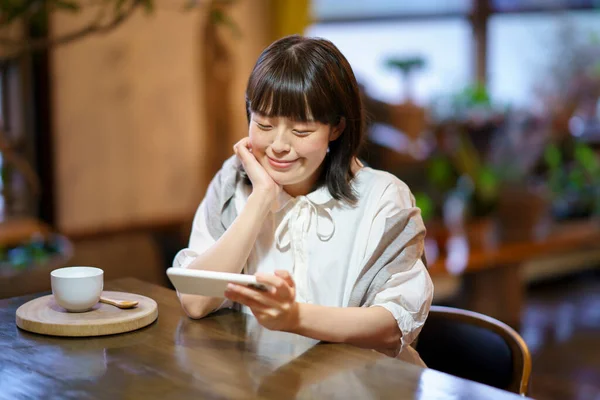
xmin=179 ymin=295 xmax=218 ymax=319
xmin=370 ymin=305 xmax=404 ymax=352
xmin=384 ymin=325 xmax=403 ymax=351
xmin=372 ymin=327 xmax=403 ymax=357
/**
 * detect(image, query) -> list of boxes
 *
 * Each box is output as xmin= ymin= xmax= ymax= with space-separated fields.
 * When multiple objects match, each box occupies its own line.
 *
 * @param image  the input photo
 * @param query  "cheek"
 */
xmin=248 ymin=130 xmax=268 ymax=154
xmin=296 ymin=138 xmax=328 ymax=159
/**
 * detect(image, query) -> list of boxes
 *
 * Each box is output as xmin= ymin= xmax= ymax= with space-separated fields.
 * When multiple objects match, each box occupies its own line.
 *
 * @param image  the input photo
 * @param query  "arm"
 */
xmin=289 ymin=304 xmax=401 ymax=353
xmin=179 ymin=138 xmax=280 ymax=319
xmin=290 ymin=258 xmax=433 ymax=354
xmin=224 ymin=271 xmax=402 ymax=353
xmin=179 ymin=193 xmax=272 ymax=318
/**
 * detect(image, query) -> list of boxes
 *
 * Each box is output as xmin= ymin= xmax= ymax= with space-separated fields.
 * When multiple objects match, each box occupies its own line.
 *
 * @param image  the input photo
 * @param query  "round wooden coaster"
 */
xmin=15 ymin=291 xmax=158 ymax=337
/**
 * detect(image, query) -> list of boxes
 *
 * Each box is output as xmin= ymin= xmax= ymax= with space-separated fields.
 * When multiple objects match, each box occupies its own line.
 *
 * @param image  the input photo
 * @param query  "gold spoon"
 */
xmin=99 ymin=296 xmax=139 ymax=309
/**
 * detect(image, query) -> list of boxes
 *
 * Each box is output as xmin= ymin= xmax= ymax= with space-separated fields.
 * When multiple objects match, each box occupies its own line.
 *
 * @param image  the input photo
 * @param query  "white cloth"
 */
xmin=173 ymin=166 xmax=434 ymax=360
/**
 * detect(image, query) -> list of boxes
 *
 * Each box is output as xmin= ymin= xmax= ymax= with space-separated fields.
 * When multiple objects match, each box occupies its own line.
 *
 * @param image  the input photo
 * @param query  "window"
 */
xmin=488 ymin=11 xmax=600 ymax=107
xmin=306 ymin=20 xmax=472 ymax=105
xmin=492 ymin=0 xmax=599 ymax=12
xmin=312 ymin=0 xmax=472 ymax=21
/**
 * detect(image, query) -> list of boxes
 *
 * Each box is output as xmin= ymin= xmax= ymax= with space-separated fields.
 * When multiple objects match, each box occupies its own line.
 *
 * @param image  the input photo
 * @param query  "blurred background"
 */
xmin=1 ymin=0 xmax=600 ymax=398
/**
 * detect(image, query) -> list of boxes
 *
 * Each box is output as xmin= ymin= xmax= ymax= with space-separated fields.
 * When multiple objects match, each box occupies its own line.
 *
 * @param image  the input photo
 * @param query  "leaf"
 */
xmin=114 ymin=0 xmax=126 ymax=15
xmin=568 ymin=167 xmax=586 ymax=190
xmin=575 ymin=143 xmax=600 ymax=181
xmin=210 ymin=8 xmax=225 ymax=24
xmin=140 ymin=0 xmax=154 ymax=14
xmin=476 ymin=166 xmax=499 ymax=202
xmin=457 ymin=84 xmax=491 ymax=107
xmin=413 ymin=192 xmax=434 ymax=222
xmin=575 ymin=143 xmax=596 ymax=167
xmin=53 ymin=0 xmax=81 ymax=12
xmin=470 ymin=85 xmax=490 ymax=105
xmin=428 ymin=157 xmax=455 ymax=188
xmin=385 ymin=57 xmax=426 ymax=73
xmin=210 ymin=8 xmax=241 ymax=38
xmin=1 ymin=0 xmax=37 ymax=25
xmin=544 ymin=144 xmax=562 ymax=169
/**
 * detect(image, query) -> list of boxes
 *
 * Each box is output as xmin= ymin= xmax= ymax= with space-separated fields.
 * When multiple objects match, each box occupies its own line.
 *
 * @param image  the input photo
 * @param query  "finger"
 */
xmin=255 ymin=272 xmax=286 ymax=289
xmin=226 ymin=283 xmax=280 ymax=308
xmin=242 ymin=137 xmax=252 ymax=151
xmin=274 ymin=270 xmax=295 ymax=289
xmin=234 ymin=137 xmax=249 ymax=147
xmin=255 ymin=273 xmax=292 ymax=299
xmin=225 ymin=289 xmax=270 ymax=313
xmin=233 ymin=138 xmax=252 ymax=157
xmin=224 ymin=285 xmax=268 ymax=309
xmin=235 ymin=141 xmax=260 ymax=169
xmin=233 ymin=138 xmax=245 ymax=153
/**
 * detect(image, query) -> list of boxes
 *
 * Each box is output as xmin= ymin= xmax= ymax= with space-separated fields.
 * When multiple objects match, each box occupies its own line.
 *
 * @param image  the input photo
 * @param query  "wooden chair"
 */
xmin=415 ymin=306 xmax=532 ymax=395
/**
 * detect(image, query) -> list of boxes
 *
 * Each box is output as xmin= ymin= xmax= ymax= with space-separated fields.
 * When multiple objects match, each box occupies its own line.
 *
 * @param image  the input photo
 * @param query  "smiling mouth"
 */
xmin=267 ymin=157 xmax=297 ymax=169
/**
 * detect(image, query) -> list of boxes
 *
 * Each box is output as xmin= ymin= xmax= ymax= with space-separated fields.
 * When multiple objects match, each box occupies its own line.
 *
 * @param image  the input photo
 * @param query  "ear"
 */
xmin=329 ymin=117 xmax=346 ymax=142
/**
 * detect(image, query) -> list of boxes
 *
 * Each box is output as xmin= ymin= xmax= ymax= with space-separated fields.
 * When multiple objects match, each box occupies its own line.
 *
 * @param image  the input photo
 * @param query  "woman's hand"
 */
xmin=224 ymin=270 xmax=299 ymax=332
xmin=233 ymin=138 xmax=281 ymax=206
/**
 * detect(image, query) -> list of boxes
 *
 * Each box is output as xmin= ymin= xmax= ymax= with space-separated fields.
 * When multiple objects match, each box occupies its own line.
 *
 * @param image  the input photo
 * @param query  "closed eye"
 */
xmin=293 ymin=129 xmax=313 ymax=136
xmin=256 ymin=122 xmax=272 ymax=130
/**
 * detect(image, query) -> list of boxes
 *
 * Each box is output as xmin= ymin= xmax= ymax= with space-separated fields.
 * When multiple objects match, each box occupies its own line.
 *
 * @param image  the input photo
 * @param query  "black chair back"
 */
xmin=416 ymin=306 xmax=531 ymax=395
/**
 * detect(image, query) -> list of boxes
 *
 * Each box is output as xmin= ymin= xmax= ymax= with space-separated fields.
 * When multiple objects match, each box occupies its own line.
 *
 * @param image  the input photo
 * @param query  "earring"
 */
xmin=326 ymin=147 xmax=330 ymax=154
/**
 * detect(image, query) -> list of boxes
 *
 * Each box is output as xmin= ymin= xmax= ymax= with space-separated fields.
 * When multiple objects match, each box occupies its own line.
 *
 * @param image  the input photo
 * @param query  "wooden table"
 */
xmin=428 ymin=220 xmax=600 ymax=328
xmin=0 ymin=278 xmax=525 ymax=399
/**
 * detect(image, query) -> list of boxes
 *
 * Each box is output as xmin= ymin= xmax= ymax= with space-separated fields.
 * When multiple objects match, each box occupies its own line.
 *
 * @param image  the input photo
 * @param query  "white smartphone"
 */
xmin=166 ymin=268 xmax=270 ymax=298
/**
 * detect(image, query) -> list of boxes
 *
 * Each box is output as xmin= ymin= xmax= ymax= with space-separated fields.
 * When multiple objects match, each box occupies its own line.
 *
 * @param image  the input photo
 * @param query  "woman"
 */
xmin=173 ymin=35 xmax=433 ymax=364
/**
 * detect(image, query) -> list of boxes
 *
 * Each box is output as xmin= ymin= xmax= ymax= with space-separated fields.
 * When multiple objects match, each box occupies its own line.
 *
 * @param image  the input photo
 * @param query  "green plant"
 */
xmin=0 ymin=233 xmax=69 ymax=277
xmin=431 ymin=83 xmax=504 ymax=124
xmin=413 ymin=192 xmax=434 ymax=223
xmin=385 ymin=56 xmax=426 ymax=102
xmin=0 ymin=0 xmax=238 ymax=59
xmin=451 ymin=84 xmax=491 ymax=109
xmin=425 ymin=84 xmax=506 ymax=221
xmin=545 ymin=141 xmax=600 ymax=219
xmin=2 ymin=0 xmax=152 ymax=58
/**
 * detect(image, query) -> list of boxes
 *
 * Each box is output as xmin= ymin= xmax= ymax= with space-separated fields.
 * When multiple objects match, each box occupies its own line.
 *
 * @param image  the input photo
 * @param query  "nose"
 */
xmin=270 ymin=130 xmax=291 ymax=154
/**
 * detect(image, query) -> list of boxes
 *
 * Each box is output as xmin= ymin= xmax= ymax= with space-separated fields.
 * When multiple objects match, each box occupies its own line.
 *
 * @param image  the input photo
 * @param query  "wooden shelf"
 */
xmin=0 ymin=217 xmax=51 ymax=247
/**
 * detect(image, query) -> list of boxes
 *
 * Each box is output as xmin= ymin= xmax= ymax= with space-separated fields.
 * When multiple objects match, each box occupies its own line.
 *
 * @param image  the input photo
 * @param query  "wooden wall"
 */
xmin=49 ymin=1 xmax=273 ymax=237
xmin=50 ymin=6 xmax=206 ymax=235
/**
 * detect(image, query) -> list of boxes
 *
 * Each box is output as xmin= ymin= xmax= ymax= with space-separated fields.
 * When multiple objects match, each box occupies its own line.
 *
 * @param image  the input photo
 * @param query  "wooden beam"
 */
xmin=314 ymin=12 xmax=469 ymax=25
xmin=313 ymin=4 xmax=598 ymax=25
xmin=471 ymin=0 xmax=491 ymax=85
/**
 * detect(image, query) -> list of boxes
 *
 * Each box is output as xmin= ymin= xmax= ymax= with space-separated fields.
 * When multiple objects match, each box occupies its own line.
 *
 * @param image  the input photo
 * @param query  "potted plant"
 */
xmin=385 ymin=56 xmax=426 ymax=103
xmin=425 ymin=85 xmax=505 ymax=247
xmin=544 ymin=140 xmax=600 ymax=221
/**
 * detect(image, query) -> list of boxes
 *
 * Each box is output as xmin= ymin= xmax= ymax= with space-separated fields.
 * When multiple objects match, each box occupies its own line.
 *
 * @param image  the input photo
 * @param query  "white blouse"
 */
xmin=173 ymin=166 xmax=434 ymax=358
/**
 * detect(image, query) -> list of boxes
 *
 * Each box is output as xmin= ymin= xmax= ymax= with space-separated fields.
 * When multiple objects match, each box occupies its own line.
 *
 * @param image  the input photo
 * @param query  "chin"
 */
xmin=267 ymin=170 xmax=297 ymax=186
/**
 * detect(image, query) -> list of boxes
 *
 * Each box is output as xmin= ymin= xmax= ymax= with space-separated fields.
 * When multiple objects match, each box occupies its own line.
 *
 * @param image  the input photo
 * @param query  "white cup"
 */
xmin=51 ymin=266 xmax=104 ymax=312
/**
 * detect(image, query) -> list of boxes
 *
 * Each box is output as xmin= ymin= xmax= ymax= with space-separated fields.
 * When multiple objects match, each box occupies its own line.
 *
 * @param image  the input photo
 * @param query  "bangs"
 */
xmin=246 ymin=52 xmax=339 ymax=124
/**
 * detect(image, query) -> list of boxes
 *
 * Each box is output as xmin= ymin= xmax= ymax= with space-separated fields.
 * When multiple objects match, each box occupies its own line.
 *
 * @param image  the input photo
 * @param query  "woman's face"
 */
xmin=248 ymin=112 xmax=343 ymax=197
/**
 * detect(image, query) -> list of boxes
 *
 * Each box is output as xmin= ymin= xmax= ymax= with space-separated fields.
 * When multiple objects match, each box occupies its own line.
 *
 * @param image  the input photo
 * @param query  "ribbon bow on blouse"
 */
xmin=275 ymin=197 xmax=335 ymax=248
xmin=274 ymin=196 xmax=335 ymax=303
